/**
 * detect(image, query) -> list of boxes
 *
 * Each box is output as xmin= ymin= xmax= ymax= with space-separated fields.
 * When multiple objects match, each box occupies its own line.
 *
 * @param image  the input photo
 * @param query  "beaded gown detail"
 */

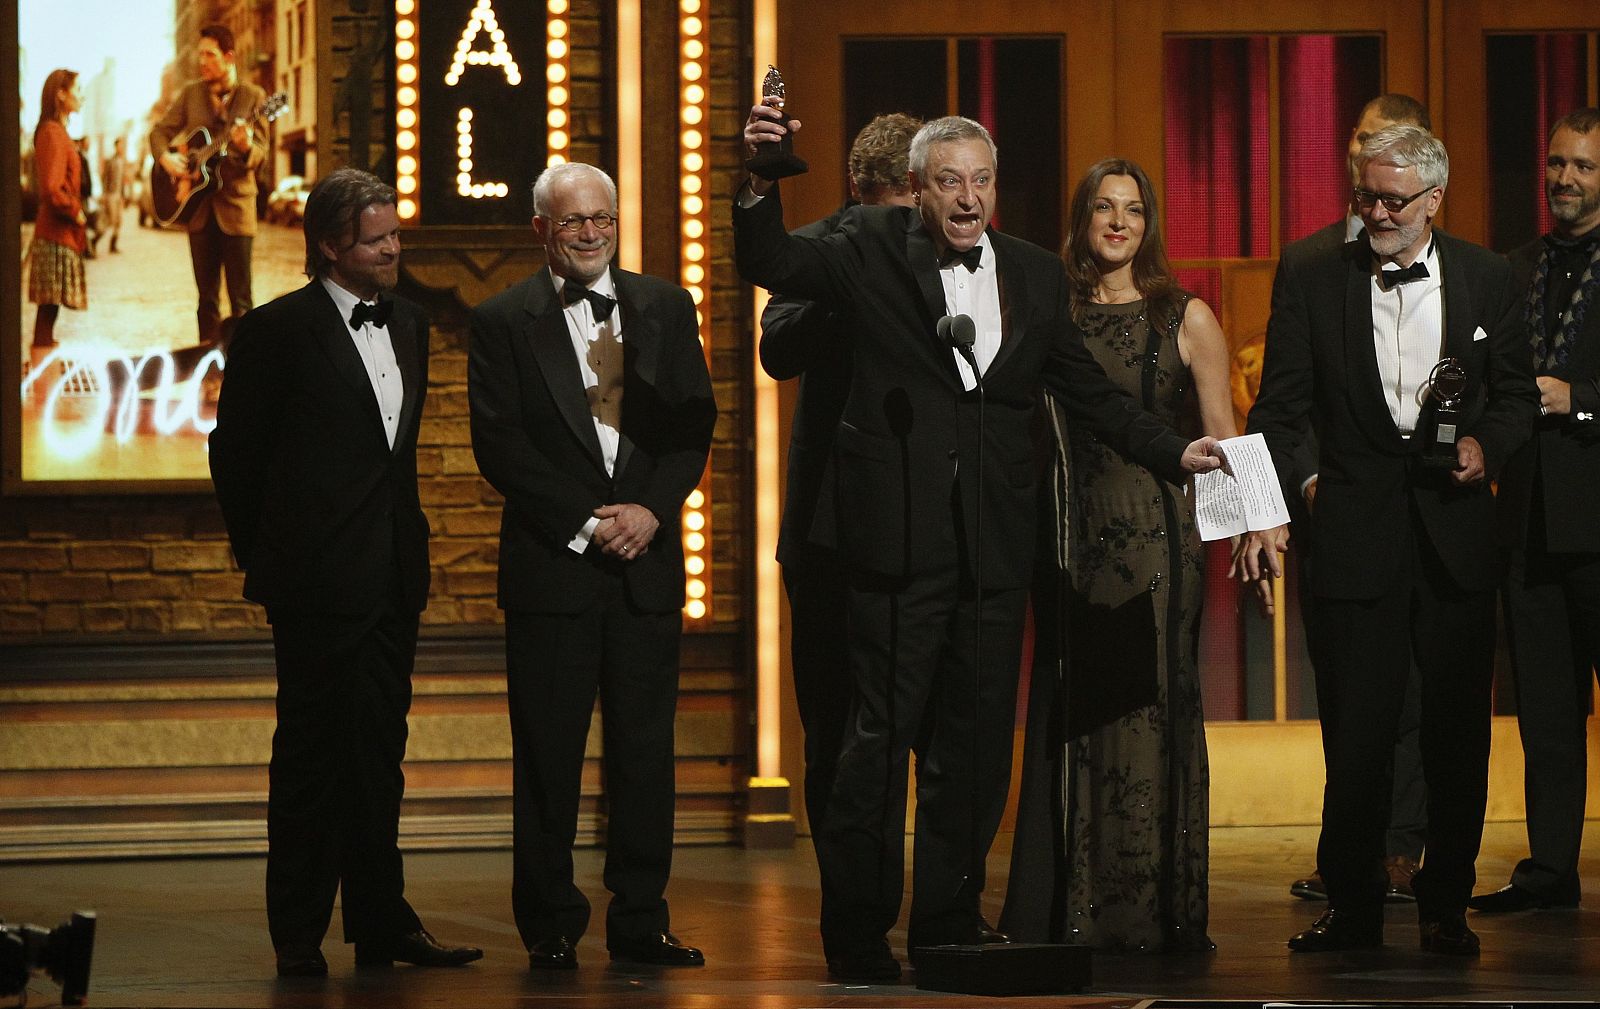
xmin=1002 ymin=297 xmax=1210 ymax=952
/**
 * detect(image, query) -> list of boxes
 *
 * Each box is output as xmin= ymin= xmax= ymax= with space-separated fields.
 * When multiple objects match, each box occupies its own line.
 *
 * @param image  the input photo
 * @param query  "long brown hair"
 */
xmin=36 ymin=68 xmax=78 ymax=135
xmin=1062 ymin=158 xmax=1184 ymax=331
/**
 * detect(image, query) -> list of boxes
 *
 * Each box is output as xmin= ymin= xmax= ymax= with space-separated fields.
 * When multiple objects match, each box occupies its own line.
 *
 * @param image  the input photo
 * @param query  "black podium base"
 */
xmin=913 ymin=942 xmax=1091 ymax=997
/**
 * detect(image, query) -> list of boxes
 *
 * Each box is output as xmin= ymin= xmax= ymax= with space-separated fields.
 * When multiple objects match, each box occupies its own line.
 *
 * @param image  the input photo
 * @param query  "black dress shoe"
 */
xmin=976 ymin=916 xmax=1012 ymax=944
xmin=1468 ymin=882 xmax=1580 ymax=913
xmin=608 ymin=931 xmax=704 ymax=967
xmin=1287 ymin=910 xmax=1382 ymax=952
xmin=1419 ymin=914 xmax=1480 ymax=956
xmin=355 ymin=928 xmax=483 ymax=967
xmin=1290 ymin=870 xmax=1328 ymax=901
xmin=275 ymin=945 xmax=328 ymax=978
xmin=528 ymin=935 xmax=578 ymax=970
xmin=827 ymin=950 xmax=901 ymax=983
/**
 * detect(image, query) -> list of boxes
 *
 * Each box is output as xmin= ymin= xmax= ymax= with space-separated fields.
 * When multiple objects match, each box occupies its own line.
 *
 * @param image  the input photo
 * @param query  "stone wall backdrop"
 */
xmin=0 ymin=0 xmax=758 ymax=861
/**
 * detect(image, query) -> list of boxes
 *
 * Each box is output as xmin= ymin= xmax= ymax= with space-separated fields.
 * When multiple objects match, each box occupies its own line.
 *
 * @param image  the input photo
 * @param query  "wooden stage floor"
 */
xmin=6 ymin=821 xmax=1600 ymax=1007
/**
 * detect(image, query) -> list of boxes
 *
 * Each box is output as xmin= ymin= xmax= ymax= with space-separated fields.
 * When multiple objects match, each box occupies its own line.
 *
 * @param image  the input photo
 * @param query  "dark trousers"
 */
xmin=189 ymin=208 xmax=253 ymax=346
xmin=504 ymin=577 xmax=682 ymax=950
xmin=782 ymin=545 xmax=852 ymax=835
xmin=1296 ymin=506 xmax=1428 ymax=859
xmin=815 ymin=560 xmax=1026 ymax=957
xmin=1309 ymin=511 xmax=1495 ymax=923
xmin=1504 ymin=538 xmax=1600 ymax=900
xmin=265 ymin=605 xmax=423 ymax=950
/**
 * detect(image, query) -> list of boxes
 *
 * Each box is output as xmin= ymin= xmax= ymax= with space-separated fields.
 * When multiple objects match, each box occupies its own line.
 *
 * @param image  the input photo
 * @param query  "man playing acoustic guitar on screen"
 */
xmin=149 ymin=23 xmax=270 ymax=350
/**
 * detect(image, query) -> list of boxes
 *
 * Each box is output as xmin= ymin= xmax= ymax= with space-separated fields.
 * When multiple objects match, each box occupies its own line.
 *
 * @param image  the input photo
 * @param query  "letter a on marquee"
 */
xmin=446 ymin=0 xmax=521 ymax=199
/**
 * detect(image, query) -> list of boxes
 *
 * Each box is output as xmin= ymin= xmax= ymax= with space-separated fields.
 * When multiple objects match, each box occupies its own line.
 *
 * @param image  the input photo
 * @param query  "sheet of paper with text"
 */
xmin=1194 ymin=433 xmax=1291 ymax=542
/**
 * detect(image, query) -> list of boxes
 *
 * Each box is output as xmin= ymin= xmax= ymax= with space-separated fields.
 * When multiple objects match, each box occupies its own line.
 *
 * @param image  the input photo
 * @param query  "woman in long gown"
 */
xmin=1001 ymin=158 xmax=1236 ymax=952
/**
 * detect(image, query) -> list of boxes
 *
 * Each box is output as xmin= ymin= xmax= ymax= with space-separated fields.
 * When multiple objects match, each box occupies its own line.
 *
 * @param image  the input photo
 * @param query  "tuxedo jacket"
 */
xmin=147 ymin=78 xmax=268 ymax=236
xmin=758 ymin=206 xmax=850 ymax=566
xmin=1498 ymin=238 xmax=1600 ymax=553
xmin=734 ymin=188 xmax=1187 ymax=589
xmin=468 ymin=266 xmax=716 ymax=615
xmin=1247 ymin=230 xmax=1538 ymax=598
xmin=210 ymin=282 xmax=431 ymax=615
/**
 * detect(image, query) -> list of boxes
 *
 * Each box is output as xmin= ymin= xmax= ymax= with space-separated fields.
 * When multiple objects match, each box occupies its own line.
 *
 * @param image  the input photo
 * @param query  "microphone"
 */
xmin=936 ymin=313 xmax=976 ymax=352
xmin=938 ymin=314 xmax=981 ymax=384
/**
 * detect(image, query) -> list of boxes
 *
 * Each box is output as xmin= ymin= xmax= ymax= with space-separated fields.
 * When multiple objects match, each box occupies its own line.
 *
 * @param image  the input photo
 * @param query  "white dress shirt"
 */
xmin=1370 ymin=239 xmax=1444 ymax=436
xmin=941 ymin=233 xmax=1001 ymax=391
xmin=321 ymin=277 xmax=403 ymax=449
xmin=551 ymin=272 xmax=622 ymax=553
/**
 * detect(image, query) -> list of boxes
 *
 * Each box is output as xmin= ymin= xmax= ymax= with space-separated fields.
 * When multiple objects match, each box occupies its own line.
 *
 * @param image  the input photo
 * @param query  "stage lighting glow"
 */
xmin=678 ymin=2 xmax=712 ymax=625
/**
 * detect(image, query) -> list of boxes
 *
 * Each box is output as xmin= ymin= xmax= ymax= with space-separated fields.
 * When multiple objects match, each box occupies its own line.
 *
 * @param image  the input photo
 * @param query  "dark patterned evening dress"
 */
xmin=1001 ymin=296 xmax=1211 ymax=952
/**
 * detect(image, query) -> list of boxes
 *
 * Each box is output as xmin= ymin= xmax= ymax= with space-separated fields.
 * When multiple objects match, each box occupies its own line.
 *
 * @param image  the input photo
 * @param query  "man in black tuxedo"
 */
xmin=759 ymin=111 xmax=919 ymax=851
xmin=1472 ymin=107 xmax=1600 ymax=915
xmin=211 ymin=168 xmax=482 ymax=977
xmin=1287 ymin=94 xmax=1433 ymax=906
xmin=1238 ymin=125 xmax=1538 ymax=955
xmin=737 ymin=110 xmax=1224 ymax=981
xmin=469 ymin=163 xmax=716 ymax=971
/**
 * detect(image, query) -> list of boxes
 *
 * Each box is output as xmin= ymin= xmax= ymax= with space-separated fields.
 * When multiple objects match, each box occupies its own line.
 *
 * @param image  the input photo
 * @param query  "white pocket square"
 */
xmin=1473 ymin=326 xmax=1488 ymax=342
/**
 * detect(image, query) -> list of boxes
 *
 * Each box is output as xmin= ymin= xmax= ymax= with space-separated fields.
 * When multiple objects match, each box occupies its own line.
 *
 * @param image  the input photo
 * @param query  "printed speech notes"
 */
xmin=1194 ymin=433 xmax=1291 ymax=542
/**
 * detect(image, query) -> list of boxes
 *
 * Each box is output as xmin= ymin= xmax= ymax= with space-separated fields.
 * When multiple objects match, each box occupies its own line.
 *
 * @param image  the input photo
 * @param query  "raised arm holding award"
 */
xmin=745 ymin=66 xmax=809 ymax=180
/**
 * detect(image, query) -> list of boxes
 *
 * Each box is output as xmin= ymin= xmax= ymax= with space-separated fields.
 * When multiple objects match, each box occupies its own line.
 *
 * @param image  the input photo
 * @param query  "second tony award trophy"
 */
xmin=747 ymin=65 xmax=809 ymax=180
xmin=1423 ymin=356 xmax=1468 ymax=467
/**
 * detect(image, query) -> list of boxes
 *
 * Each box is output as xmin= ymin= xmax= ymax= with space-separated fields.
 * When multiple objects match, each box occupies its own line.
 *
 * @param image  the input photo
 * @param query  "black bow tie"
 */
xmin=939 ymin=245 xmax=984 ymax=272
xmin=1379 ymin=259 xmax=1429 ymax=290
xmin=349 ymin=298 xmax=392 ymax=329
xmin=561 ymin=283 xmax=616 ymax=319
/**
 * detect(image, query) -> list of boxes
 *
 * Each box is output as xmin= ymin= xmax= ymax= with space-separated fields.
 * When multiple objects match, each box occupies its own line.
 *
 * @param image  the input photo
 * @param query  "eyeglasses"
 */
xmin=1352 ymin=186 xmax=1436 ymax=213
xmin=548 ymin=213 xmax=617 ymax=232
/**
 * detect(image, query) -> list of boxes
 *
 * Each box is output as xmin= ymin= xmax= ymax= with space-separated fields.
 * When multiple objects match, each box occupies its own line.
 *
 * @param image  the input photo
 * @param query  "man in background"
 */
xmin=1474 ymin=106 xmax=1600 ymax=915
xmin=758 ymin=111 xmax=920 ymax=855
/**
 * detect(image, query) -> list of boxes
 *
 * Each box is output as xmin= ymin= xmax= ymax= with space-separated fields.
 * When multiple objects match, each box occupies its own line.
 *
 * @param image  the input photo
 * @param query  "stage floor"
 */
xmin=6 ymin=822 xmax=1600 ymax=1007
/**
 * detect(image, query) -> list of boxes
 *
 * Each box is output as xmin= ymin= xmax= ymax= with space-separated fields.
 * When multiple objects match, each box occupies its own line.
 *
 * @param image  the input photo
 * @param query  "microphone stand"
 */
xmin=913 ymin=315 xmax=1089 ymax=997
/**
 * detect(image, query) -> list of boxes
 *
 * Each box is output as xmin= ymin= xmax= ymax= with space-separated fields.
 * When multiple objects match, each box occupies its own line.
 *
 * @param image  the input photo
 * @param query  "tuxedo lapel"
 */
xmin=308 ymin=283 xmax=387 ymax=442
xmin=522 ymin=271 xmax=608 ymax=475
xmin=1435 ymin=234 xmax=1477 ymax=365
xmin=1340 ymin=239 xmax=1406 ymax=449
xmin=904 ymin=217 xmax=965 ymax=385
xmin=987 ymin=231 xmax=1029 ymax=377
xmin=612 ymin=268 xmax=656 ymax=480
xmin=388 ymin=303 xmax=423 ymax=453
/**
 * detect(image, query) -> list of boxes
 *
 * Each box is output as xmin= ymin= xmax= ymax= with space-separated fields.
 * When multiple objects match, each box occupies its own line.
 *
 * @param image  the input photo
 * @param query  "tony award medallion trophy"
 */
xmin=746 ymin=65 xmax=809 ymax=180
xmin=1423 ymin=357 xmax=1468 ymax=468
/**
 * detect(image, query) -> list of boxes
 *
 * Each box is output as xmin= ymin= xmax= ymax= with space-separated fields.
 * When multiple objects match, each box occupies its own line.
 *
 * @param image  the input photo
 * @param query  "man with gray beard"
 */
xmin=1237 ymin=125 xmax=1538 ymax=955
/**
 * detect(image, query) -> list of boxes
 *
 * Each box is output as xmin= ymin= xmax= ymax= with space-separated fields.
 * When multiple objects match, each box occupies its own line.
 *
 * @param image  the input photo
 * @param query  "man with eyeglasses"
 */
xmin=1236 ymin=124 xmax=1537 ymax=955
xmin=1284 ymin=95 xmax=1434 ymax=909
xmin=468 ymin=162 xmax=717 ymax=971
xmin=1473 ymin=107 xmax=1600 ymax=916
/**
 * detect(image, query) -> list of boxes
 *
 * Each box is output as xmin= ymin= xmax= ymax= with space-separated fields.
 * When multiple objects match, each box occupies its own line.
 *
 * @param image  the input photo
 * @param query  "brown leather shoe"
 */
xmin=1384 ymin=855 xmax=1419 ymax=903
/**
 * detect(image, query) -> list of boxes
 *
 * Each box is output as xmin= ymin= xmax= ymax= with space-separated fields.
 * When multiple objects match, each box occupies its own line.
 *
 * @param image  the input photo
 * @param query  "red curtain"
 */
xmin=1533 ymin=34 xmax=1588 ymax=239
xmin=1279 ymin=36 xmax=1379 ymax=244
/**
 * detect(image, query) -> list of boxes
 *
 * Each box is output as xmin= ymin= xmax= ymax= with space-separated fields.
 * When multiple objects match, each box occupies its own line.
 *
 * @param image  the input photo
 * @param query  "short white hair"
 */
xmin=1355 ymin=123 xmax=1449 ymax=191
xmin=908 ymin=116 xmax=997 ymax=178
xmin=530 ymin=162 xmax=618 ymax=217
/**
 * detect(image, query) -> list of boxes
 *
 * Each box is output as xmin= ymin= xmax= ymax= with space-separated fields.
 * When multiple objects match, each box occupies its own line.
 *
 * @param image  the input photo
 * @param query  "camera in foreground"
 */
xmin=0 ymin=910 xmax=96 ymax=1006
